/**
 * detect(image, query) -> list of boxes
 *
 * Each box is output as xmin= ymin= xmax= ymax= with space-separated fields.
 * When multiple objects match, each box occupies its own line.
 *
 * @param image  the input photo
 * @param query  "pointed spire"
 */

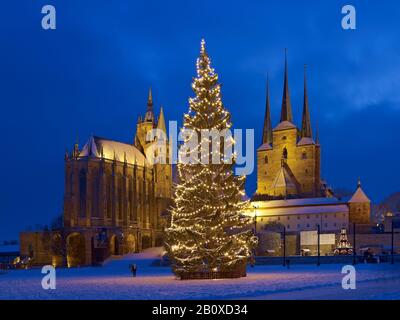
xmin=157 ymin=106 xmax=167 ymax=134
xmin=262 ymin=75 xmax=273 ymax=145
xmin=145 ymin=88 xmax=154 ymax=122
xmin=280 ymin=49 xmax=293 ymax=123
xmin=357 ymin=177 xmax=361 ymax=188
xmin=65 ymin=149 xmax=69 ymax=161
xmin=301 ymin=64 xmax=313 ymax=138
xmin=315 ymin=121 xmax=320 ymax=145
xmin=147 ymin=87 xmax=153 ymax=110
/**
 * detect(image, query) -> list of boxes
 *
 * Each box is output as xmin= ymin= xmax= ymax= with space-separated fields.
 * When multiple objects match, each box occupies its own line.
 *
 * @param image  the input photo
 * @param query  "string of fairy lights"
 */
xmin=164 ymin=39 xmax=257 ymax=273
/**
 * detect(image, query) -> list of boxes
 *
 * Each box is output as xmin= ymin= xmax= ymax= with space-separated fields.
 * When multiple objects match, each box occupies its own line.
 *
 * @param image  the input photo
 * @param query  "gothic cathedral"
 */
xmin=21 ymin=90 xmax=172 ymax=267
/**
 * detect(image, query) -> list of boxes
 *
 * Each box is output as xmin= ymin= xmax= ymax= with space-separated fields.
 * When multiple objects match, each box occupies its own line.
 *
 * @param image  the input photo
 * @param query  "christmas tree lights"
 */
xmin=165 ymin=39 xmax=257 ymax=277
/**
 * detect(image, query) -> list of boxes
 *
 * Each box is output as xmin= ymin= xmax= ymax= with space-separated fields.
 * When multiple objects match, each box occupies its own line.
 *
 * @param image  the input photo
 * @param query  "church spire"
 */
xmin=157 ymin=106 xmax=167 ymax=134
xmin=147 ymin=87 xmax=153 ymax=111
xmin=280 ymin=49 xmax=293 ymax=123
xmin=144 ymin=87 xmax=154 ymax=122
xmin=301 ymin=64 xmax=313 ymax=138
xmin=262 ymin=75 xmax=273 ymax=145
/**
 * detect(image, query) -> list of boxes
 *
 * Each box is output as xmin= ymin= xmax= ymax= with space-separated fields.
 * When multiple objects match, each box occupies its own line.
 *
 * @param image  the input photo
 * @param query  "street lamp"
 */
xmin=252 ymin=204 xmax=259 ymax=235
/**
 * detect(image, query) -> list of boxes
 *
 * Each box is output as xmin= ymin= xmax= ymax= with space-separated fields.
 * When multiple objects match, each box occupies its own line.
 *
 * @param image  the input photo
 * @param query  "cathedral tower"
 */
xmin=256 ymin=55 xmax=322 ymax=199
xmin=135 ymin=88 xmax=155 ymax=153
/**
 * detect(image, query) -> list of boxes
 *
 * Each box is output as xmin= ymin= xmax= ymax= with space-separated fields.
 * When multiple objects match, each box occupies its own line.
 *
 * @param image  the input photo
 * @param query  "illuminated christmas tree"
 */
xmin=165 ymin=40 xmax=257 ymax=278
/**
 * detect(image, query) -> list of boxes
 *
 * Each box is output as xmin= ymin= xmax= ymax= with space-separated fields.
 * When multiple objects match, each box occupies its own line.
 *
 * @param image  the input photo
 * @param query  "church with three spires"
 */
xmin=250 ymin=54 xmax=371 ymax=254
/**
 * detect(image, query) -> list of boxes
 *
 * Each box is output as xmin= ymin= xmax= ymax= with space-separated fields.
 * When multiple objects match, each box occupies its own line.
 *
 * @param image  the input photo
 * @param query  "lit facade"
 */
xmin=20 ymin=90 xmax=172 ymax=266
xmin=250 ymin=56 xmax=371 ymax=254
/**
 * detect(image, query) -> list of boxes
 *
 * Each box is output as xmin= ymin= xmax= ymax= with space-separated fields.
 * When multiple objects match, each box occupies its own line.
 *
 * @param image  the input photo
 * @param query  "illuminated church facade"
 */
xmin=250 ymin=55 xmax=371 ymax=254
xmin=21 ymin=90 xmax=172 ymax=266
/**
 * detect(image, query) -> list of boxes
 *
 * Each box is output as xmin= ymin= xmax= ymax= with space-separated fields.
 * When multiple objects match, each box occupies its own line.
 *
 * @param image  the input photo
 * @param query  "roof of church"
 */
xmin=273 ymin=120 xmax=296 ymax=131
xmin=79 ymin=136 xmax=147 ymax=166
xmin=272 ymin=165 xmax=297 ymax=191
xmin=257 ymin=142 xmax=272 ymax=151
xmin=349 ymin=186 xmax=370 ymax=203
xmin=297 ymin=137 xmax=315 ymax=146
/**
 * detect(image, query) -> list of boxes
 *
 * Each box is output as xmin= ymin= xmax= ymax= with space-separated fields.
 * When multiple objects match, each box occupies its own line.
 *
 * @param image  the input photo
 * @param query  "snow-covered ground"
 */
xmin=1 ymin=247 xmax=400 ymax=300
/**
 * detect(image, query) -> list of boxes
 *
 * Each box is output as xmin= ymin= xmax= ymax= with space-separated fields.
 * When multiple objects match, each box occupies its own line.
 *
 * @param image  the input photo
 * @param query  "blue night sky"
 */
xmin=1 ymin=0 xmax=400 ymax=240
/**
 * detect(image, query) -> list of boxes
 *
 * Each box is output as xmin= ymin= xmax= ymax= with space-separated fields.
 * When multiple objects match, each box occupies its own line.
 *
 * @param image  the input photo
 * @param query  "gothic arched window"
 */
xmin=79 ymin=169 xmax=86 ymax=217
xmin=282 ymin=147 xmax=288 ymax=159
xmin=92 ymin=174 xmax=100 ymax=218
xmin=302 ymin=152 xmax=307 ymax=160
xmin=106 ymin=175 xmax=112 ymax=219
xmin=264 ymin=155 xmax=268 ymax=164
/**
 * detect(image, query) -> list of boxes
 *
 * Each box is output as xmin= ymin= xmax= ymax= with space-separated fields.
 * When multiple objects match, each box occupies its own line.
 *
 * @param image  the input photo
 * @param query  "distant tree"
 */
xmin=51 ymin=215 xmax=64 ymax=230
xmin=41 ymin=215 xmax=68 ymax=266
xmin=372 ymin=204 xmax=390 ymax=224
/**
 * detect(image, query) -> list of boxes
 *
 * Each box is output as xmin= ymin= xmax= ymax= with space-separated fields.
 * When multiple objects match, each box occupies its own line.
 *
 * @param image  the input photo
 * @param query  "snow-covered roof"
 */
xmin=252 ymin=197 xmax=344 ymax=209
xmin=254 ymin=204 xmax=348 ymax=217
xmin=272 ymin=166 xmax=297 ymax=190
xmin=349 ymin=187 xmax=370 ymax=203
xmin=273 ymin=121 xmax=296 ymax=131
xmin=297 ymin=137 xmax=315 ymax=146
xmin=80 ymin=136 xmax=147 ymax=166
xmin=257 ymin=143 xmax=272 ymax=151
